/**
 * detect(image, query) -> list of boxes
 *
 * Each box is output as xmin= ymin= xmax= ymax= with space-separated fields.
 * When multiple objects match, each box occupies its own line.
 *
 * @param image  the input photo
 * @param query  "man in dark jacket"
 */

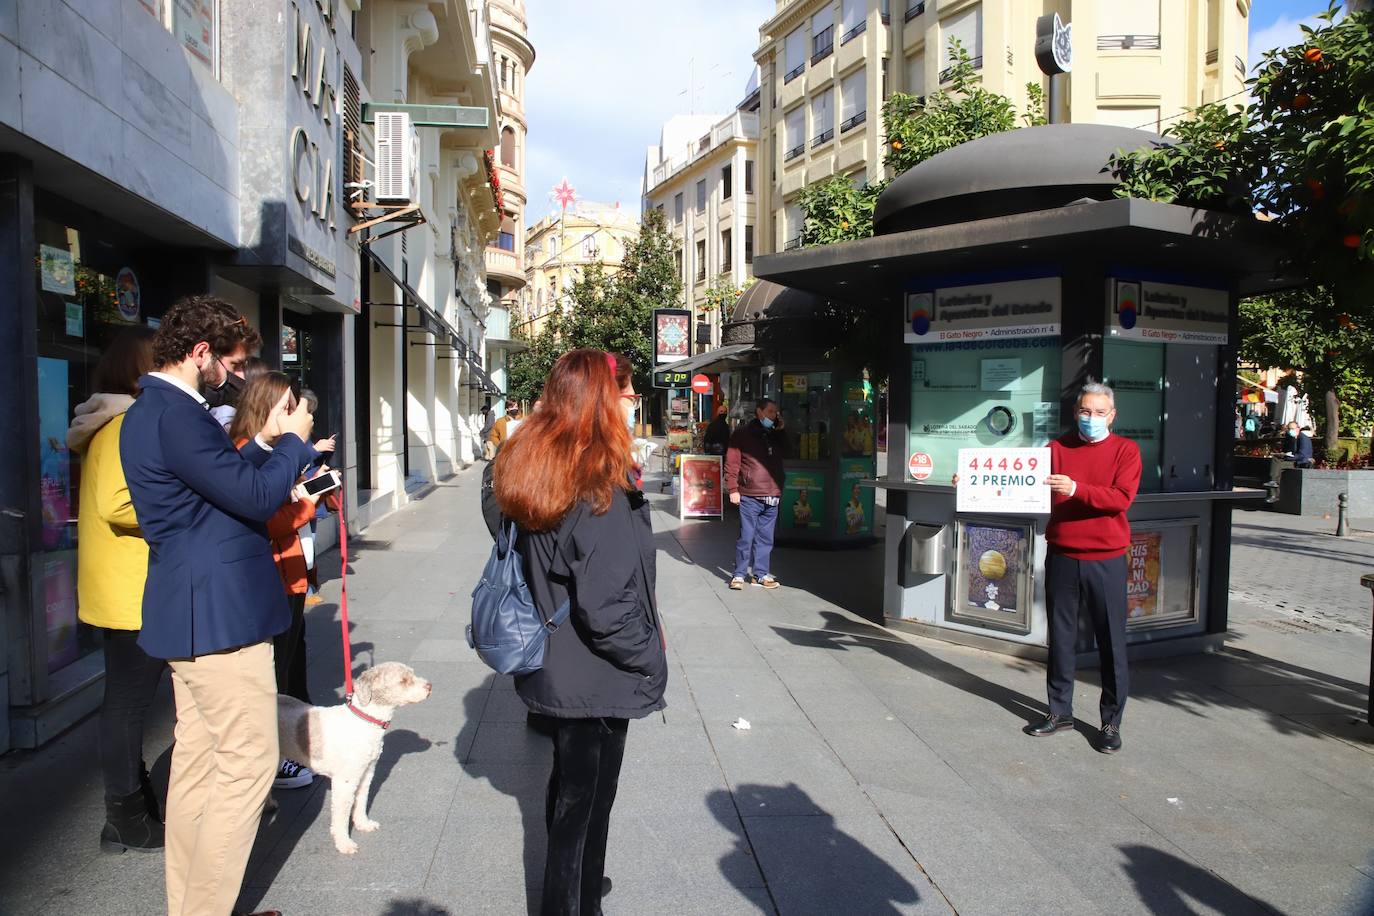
xmin=703 ymin=403 xmax=731 ymax=456
xmin=121 ymin=296 xmax=315 ymax=916
xmin=724 ymin=398 xmax=788 ymax=590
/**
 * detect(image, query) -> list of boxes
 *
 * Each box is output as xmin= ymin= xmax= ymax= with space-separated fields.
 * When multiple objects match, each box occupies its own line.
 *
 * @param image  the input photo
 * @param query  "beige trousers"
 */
xmin=165 ymin=641 xmax=278 ymax=916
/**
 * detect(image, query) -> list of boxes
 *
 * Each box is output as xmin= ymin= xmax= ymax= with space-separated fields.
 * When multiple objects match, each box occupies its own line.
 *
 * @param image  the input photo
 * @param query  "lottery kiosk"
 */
xmin=753 ymin=124 xmax=1289 ymax=658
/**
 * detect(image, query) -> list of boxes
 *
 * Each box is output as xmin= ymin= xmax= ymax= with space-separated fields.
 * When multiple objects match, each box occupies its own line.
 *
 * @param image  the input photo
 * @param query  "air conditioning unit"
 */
xmin=374 ymin=111 xmax=418 ymax=202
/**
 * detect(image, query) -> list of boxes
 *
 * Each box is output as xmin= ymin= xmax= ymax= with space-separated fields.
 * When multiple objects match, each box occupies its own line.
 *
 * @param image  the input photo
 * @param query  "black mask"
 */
xmin=203 ymin=368 xmax=246 ymax=409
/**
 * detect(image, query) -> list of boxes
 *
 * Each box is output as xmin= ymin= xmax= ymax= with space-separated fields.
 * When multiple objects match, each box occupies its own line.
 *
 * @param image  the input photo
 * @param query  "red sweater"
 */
xmin=1046 ymin=432 xmax=1142 ymax=561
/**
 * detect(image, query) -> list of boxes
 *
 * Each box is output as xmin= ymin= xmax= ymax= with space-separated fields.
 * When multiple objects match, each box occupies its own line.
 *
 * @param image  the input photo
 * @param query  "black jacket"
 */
xmin=483 ymin=465 xmax=666 ymax=719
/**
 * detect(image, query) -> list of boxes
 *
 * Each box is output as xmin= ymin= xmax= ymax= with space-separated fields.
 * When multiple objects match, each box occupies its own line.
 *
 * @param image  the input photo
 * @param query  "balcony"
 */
xmin=811 ymin=27 xmax=834 ymax=65
xmin=783 ymin=236 xmax=803 ymax=251
xmin=904 ymin=1 xmax=924 ymax=21
xmin=486 ymin=302 xmax=511 ymax=339
xmin=840 ymin=110 xmax=866 ymax=134
xmin=784 ymin=142 xmax=806 ymax=162
xmin=1097 ymin=34 xmax=1162 ymax=51
xmin=811 ymin=128 xmax=834 ymax=149
xmin=483 ymin=246 xmax=525 ymax=288
xmin=784 ymin=62 xmax=805 ymax=84
xmin=841 ymin=20 xmax=866 ymax=45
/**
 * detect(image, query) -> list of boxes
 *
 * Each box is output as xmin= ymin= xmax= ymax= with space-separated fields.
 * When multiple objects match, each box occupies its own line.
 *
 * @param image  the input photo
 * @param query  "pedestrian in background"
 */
xmin=492 ymin=348 xmax=667 ymax=916
xmin=490 ymin=403 xmax=523 ymax=453
xmin=703 ymin=403 xmax=730 ymax=456
xmin=121 ymin=295 xmax=315 ymax=916
xmin=480 ymin=404 xmax=496 ymax=460
xmin=724 ymin=398 xmax=788 ymax=590
xmin=67 ymin=328 xmax=166 ymax=854
xmin=1031 ymin=381 xmax=1142 ymax=755
xmin=230 ymin=371 xmax=329 ymax=791
xmin=1293 ymin=425 xmax=1316 ymax=468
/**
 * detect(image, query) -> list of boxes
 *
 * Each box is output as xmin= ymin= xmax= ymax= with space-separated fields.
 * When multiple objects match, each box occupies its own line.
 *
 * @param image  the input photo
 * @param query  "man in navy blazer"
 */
xmin=121 ymin=295 xmax=315 ymax=916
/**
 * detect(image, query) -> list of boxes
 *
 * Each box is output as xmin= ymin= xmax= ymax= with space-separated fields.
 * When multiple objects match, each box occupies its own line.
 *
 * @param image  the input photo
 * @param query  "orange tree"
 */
xmin=1111 ymin=2 xmax=1374 ymax=451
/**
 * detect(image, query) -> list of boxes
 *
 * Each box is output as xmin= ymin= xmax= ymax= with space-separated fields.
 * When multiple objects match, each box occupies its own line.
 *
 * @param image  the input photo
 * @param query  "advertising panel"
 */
xmin=781 ymin=471 xmax=825 ymax=531
xmin=1108 ymin=278 xmax=1228 ymax=344
xmin=1126 ymin=530 xmax=1163 ymax=620
xmin=840 ymin=460 xmax=875 ymax=536
xmin=952 ymin=519 xmax=1034 ymax=634
xmin=905 ymin=277 xmax=1060 ymax=343
xmin=680 ymin=455 xmax=723 ymax=519
xmin=653 ymin=308 xmax=692 ymax=364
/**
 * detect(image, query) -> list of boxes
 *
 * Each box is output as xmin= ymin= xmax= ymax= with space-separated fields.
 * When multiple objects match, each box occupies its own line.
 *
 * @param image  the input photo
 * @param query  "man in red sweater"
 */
xmin=724 ymin=399 xmax=789 ymax=590
xmin=1030 ymin=382 xmax=1142 ymax=754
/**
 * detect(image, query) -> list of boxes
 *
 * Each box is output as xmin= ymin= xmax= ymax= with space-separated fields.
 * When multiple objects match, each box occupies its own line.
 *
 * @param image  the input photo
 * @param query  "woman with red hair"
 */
xmin=492 ymin=349 xmax=666 ymax=915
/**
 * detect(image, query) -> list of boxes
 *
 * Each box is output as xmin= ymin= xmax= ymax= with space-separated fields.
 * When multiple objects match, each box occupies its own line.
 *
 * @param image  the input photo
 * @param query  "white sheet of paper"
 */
xmin=956 ymin=447 xmax=1052 ymax=514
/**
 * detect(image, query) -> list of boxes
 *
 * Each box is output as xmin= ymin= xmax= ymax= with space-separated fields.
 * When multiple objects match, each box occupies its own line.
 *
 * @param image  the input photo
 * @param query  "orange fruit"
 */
xmin=1304 ymin=47 xmax=1323 ymax=63
xmin=1292 ymin=93 xmax=1312 ymax=109
xmin=891 ymin=140 xmax=903 ymax=150
xmin=1344 ymin=233 xmax=1363 ymax=249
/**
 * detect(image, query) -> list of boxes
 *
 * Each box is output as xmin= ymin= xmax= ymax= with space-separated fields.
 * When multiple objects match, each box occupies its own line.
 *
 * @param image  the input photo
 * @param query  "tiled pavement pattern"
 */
xmin=1 ymin=465 xmax=1372 ymax=915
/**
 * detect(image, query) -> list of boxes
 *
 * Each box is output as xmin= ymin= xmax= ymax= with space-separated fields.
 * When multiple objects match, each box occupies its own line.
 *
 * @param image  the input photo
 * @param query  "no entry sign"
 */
xmin=690 ymin=374 xmax=712 ymax=394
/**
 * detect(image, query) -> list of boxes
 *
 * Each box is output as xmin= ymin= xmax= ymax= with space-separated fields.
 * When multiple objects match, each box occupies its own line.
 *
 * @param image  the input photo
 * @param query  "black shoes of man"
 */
xmin=1026 ymin=714 xmax=1123 ymax=754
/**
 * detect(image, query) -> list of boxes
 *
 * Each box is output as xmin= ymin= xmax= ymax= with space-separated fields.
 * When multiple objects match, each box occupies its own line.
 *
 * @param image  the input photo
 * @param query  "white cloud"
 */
xmin=1248 ymin=10 xmax=1333 ymax=75
xmin=522 ymin=0 xmax=774 ymax=221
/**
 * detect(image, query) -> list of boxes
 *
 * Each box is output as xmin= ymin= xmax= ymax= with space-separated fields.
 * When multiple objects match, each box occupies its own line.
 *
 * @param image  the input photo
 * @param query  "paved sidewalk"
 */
xmin=1 ymin=464 xmax=1373 ymax=915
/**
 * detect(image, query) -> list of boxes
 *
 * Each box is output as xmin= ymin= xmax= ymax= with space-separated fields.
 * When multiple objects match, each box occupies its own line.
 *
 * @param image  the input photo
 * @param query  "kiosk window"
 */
xmin=779 ymin=371 xmax=833 ymax=461
xmin=1103 ymin=339 xmax=1164 ymax=492
xmin=908 ymin=337 xmax=1061 ymax=481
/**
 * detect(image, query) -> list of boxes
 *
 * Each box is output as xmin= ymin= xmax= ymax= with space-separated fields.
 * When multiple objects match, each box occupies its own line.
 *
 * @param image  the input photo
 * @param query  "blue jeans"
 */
xmin=734 ymin=496 xmax=778 ymax=579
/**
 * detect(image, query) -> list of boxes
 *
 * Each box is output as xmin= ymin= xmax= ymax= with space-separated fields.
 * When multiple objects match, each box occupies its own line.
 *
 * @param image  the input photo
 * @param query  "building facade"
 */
xmin=520 ymin=202 xmax=640 ymax=339
xmin=643 ymin=98 xmax=761 ymax=353
xmin=484 ymin=0 xmax=535 ymax=410
xmin=754 ymin=0 xmax=1251 ymax=253
xmin=0 ymin=0 xmax=503 ymax=750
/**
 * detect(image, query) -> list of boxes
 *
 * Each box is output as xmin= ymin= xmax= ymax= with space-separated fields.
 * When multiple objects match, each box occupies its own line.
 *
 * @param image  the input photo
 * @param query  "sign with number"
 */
xmin=908 ymin=452 xmax=934 ymax=481
xmin=956 ymin=447 xmax=1051 ymax=513
xmin=653 ymin=368 xmax=690 ymax=389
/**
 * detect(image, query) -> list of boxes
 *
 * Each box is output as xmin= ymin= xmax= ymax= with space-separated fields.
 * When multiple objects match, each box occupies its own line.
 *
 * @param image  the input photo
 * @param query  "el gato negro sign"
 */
xmin=289 ymin=0 xmax=341 ymax=231
xmin=1108 ymin=279 xmax=1229 ymax=344
xmin=905 ymin=277 xmax=1061 ymax=343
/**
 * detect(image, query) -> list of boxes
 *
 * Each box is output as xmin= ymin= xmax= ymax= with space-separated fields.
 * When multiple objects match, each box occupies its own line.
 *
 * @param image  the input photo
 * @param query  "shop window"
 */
xmin=908 ymin=335 xmax=1062 ymax=483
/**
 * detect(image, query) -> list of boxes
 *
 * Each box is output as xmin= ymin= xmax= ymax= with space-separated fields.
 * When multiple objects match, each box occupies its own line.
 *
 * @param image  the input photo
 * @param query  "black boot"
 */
xmin=138 ymin=762 xmax=162 ymax=824
xmin=100 ymin=790 xmax=164 ymax=854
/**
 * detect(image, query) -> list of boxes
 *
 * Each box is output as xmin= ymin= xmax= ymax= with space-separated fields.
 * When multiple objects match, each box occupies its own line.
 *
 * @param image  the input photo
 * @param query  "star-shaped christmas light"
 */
xmin=553 ymin=179 xmax=577 ymax=210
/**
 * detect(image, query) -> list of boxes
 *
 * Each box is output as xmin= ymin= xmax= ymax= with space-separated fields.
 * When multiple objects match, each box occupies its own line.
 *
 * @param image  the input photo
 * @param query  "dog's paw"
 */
xmin=334 ymin=836 xmax=359 ymax=855
xmin=354 ymin=817 xmax=380 ymax=833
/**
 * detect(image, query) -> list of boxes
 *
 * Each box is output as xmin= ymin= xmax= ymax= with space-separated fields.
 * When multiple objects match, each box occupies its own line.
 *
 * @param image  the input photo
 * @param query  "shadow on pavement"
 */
xmin=378 ymin=898 xmax=454 ymax=915
xmin=457 ymin=686 xmax=549 ymax=916
xmin=711 ymin=782 xmax=919 ymax=914
xmin=1118 ymin=844 xmax=1282 ymax=915
xmin=773 ymin=611 xmax=1047 ymax=729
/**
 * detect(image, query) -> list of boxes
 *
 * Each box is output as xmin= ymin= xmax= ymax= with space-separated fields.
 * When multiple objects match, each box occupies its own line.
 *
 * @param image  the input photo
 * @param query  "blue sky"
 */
xmin=520 ymin=1 xmax=1338 ymax=227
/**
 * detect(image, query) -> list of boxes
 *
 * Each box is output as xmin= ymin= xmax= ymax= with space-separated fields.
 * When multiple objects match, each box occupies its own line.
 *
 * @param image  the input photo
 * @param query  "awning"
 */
xmin=655 ymin=343 xmax=760 ymax=377
xmin=364 ymin=247 xmax=461 ymax=343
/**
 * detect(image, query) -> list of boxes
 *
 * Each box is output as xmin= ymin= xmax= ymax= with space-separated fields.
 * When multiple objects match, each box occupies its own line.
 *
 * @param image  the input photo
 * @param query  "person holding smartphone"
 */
xmin=229 ymin=372 xmax=338 ymax=790
xmin=724 ymin=398 xmax=789 ymax=590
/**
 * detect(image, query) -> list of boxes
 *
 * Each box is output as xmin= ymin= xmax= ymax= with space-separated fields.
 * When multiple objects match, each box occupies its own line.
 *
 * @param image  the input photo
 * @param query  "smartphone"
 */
xmin=298 ymin=469 xmax=341 ymax=499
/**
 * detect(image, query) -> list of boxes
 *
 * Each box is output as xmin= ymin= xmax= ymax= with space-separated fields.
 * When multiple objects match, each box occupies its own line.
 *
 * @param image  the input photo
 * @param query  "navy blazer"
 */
xmin=121 ymin=375 xmax=317 ymax=659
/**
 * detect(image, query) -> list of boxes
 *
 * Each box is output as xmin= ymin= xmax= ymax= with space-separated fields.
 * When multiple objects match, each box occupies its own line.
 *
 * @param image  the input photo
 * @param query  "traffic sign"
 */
xmin=690 ymin=374 xmax=712 ymax=394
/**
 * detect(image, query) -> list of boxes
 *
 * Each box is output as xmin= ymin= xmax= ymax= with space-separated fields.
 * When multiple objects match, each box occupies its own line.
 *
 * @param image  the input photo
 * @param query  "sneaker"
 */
xmin=274 ymin=758 xmax=315 ymax=790
xmin=756 ymin=575 xmax=780 ymax=589
xmin=304 ymin=594 xmax=324 ymax=607
xmin=729 ymin=577 xmax=746 ymax=591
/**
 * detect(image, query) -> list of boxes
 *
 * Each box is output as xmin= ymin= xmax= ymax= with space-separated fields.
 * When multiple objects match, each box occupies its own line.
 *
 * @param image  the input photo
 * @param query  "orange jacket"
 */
xmin=236 ymin=438 xmax=317 ymax=595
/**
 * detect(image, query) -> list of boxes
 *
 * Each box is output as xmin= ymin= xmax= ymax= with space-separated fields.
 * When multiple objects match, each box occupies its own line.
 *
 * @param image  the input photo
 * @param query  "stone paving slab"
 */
xmin=2 ymin=461 xmax=1374 ymax=916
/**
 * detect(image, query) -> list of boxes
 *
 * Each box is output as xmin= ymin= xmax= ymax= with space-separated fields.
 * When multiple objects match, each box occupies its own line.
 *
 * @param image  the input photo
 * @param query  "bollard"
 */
xmin=1364 ymin=574 xmax=1374 ymax=727
xmin=1337 ymin=492 xmax=1350 ymax=537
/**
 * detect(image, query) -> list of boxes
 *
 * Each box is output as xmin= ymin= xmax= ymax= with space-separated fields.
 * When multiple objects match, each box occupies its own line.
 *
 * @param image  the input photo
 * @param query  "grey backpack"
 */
xmin=467 ymin=511 xmax=578 ymax=676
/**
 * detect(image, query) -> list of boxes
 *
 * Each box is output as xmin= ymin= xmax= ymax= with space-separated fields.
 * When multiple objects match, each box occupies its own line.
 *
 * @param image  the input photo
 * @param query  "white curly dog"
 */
xmin=277 ymin=661 xmax=432 ymax=854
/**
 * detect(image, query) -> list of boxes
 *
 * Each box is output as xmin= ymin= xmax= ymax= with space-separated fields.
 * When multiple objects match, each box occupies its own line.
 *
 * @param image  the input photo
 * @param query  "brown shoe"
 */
xmin=304 ymin=594 xmax=324 ymax=607
xmin=757 ymin=576 xmax=780 ymax=589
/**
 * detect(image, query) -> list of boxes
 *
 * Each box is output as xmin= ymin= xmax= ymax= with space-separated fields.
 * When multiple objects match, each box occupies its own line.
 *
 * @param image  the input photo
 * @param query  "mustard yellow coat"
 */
xmin=73 ymin=412 xmax=147 ymax=630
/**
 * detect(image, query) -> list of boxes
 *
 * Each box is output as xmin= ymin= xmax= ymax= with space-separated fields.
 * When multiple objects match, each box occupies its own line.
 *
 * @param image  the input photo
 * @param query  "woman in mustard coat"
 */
xmin=67 ymin=328 xmax=165 ymax=853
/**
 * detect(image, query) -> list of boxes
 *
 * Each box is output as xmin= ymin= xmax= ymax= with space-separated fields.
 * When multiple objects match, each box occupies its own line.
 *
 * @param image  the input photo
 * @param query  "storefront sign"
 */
xmin=679 ymin=455 xmax=723 ymax=519
xmin=782 ymin=373 xmax=809 ymax=394
xmin=653 ymin=368 xmax=690 ymax=389
xmin=782 ymin=471 xmax=825 ymax=531
xmin=64 ymin=302 xmax=83 ymax=338
xmin=1126 ymin=530 xmax=1163 ymax=620
xmin=905 ymin=277 xmax=1061 ymax=343
xmin=174 ymin=0 xmax=215 ymax=65
xmin=288 ymin=234 xmax=337 ymax=276
xmin=653 ymin=309 xmax=691 ymax=364
xmin=956 ymin=447 xmax=1051 ymax=513
xmin=288 ymin=0 xmax=340 ymax=230
xmin=1108 ymin=279 xmax=1228 ymax=344
xmin=908 ymin=451 xmax=934 ymax=480
xmin=980 ymin=358 xmax=1022 ymax=391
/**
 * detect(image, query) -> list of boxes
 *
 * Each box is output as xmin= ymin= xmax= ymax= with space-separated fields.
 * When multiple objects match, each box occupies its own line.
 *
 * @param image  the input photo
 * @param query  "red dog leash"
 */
xmin=329 ymin=490 xmax=388 ymax=729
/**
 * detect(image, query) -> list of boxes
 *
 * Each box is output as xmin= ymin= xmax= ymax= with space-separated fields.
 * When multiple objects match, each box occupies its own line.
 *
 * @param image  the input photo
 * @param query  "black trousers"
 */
xmin=542 ymin=716 xmax=629 ymax=916
xmin=273 ymin=593 xmax=311 ymax=704
xmin=99 ymin=628 xmax=167 ymax=798
xmin=1046 ymin=552 xmax=1130 ymax=727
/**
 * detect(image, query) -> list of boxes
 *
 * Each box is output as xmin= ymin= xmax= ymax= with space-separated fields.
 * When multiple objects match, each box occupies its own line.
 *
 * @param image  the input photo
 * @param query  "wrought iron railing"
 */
xmin=840 ymin=110 xmax=867 ymax=133
xmin=1096 ymin=34 xmax=1162 ymax=50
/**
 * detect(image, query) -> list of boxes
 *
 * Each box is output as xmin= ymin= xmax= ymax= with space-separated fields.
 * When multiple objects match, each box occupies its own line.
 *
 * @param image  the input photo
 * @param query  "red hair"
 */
xmin=494 ymin=349 xmax=634 ymax=530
